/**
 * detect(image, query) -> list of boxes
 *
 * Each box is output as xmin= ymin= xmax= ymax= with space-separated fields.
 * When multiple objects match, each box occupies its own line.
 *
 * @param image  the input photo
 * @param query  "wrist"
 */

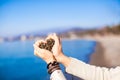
xmin=46 ymin=57 xmax=56 ymax=64
xmin=57 ymin=53 xmax=71 ymax=67
xmin=56 ymin=52 xmax=64 ymax=63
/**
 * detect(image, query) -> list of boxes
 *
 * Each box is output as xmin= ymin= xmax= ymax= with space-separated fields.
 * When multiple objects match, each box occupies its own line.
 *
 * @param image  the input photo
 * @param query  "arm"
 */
xmin=59 ymin=53 xmax=120 ymax=80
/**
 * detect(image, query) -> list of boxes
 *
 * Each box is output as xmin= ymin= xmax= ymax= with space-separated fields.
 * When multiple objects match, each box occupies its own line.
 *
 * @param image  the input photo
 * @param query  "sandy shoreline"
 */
xmin=87 ymin=35 xmax=120 ymax=68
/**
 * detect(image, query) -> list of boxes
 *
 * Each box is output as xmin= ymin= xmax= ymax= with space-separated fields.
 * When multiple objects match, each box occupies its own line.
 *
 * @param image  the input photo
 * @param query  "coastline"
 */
xmin=88 ymin=35 xmax=120 ymax=68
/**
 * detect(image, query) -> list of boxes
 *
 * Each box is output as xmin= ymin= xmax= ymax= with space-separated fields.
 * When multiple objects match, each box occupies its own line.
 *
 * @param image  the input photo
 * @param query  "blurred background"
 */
xmin=0 ymin=0 xmax=120 ymax=80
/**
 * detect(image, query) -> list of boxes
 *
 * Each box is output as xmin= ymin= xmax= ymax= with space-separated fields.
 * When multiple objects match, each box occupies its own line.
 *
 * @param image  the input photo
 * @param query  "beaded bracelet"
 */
xmin=47 ymin=61 xmax=59 ymax=69
xmin=48 ymin=65 xmax=60 ymax=74
xmin=47 ymin=61 xmax=60 ymax=74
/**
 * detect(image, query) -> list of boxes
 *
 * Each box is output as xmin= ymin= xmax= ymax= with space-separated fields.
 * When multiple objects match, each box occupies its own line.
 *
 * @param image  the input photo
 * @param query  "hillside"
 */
xmin=58 ymin=24 xmax=120 ymax=39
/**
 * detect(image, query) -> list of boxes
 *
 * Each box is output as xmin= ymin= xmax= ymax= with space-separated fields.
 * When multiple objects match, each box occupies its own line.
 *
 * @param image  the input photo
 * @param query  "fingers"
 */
xmin=47 ymin=33 xmax=60 ymax=43
xmin=46 ymin=33 xmax=61 ymax=47
xmin=33 ymin=43 xmax=52 ymax=55
xmin=33 ymin=44 xmax=45 ymax=53
xmin=33 ymin=44 xmax=42 ymax=53
xmin=53 ymin=33 xmax=60 ymax=44
xmin=34 ymin=44 xmax=44 ymax=58
xmin=35 ymin=40 xmax=45 ymax=47
xmin=45 ymin=33 xmax=59 ymax=41
xmin=52 ymin=33 xmax=62 ymax=48
xmin=34 ymin=50 xmax=39 ymax=56
xmin=46 ymin=33 xmax=55 ymax=40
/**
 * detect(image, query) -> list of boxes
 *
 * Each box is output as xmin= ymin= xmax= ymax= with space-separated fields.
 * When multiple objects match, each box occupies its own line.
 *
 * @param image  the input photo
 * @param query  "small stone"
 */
xmin=39 ymin=42 xmax=46 ymax=49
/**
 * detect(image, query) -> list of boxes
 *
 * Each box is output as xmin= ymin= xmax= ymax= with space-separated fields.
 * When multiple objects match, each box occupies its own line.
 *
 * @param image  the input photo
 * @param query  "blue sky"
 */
xmin=0 ymin=0 xmax=120 ymax=37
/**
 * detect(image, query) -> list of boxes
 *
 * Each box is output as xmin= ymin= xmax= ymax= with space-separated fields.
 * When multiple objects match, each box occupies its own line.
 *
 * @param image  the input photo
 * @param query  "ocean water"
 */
xmin=0 ymin=40 xmax=96 ymax=80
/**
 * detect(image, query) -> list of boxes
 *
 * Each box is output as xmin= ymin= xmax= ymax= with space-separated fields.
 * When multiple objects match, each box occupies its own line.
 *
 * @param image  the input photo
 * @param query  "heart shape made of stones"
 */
xmin=39 ymin=38 xmax=55 ymax=52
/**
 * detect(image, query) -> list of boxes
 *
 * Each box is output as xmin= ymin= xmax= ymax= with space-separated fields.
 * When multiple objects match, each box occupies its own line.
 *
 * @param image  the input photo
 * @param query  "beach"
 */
xmin=88 ymin=35 xmax=120 ymax=68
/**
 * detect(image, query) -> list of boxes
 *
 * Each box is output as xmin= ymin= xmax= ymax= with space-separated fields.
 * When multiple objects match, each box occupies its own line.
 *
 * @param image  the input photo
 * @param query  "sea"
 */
xmin=0 ymin=40 xmax=96 ymax=80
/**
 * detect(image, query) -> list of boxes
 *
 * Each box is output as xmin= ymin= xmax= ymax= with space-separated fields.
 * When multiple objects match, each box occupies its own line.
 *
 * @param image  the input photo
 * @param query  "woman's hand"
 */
xmin=46 ymin=33 xmax=66 ymax=63
xmin=33 ymin=40 xmax=56 ymax=64
xmin=46 ymin=33 xmax=71 ymax=67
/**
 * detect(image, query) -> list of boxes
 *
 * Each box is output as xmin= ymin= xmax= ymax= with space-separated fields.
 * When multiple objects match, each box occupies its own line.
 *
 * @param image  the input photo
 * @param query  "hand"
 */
xmin=46 ymin=33 xmax=65 ymax=63
xmin=46 ymin=33 xmax=71 ymax=67
xmin=33 ymin=40 xmax=56 ymax=64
